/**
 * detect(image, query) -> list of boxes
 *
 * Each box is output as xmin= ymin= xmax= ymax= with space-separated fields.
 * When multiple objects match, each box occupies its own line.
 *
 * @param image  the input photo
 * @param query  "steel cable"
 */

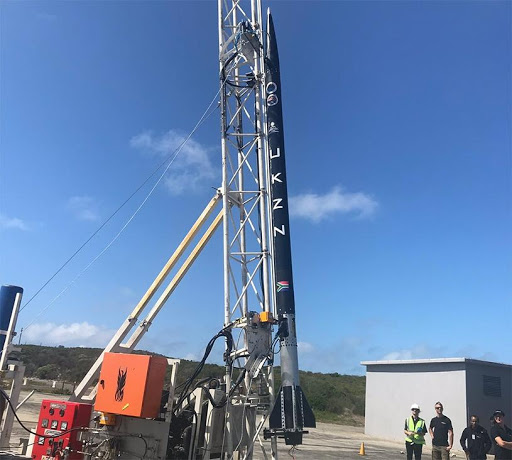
xmin=21 ymin=81 xmax=225 ymax=329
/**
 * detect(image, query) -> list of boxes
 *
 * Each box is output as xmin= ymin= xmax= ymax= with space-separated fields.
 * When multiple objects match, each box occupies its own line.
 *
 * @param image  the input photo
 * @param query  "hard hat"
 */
xmin=410 ymin=403 xmax=420 ymax=410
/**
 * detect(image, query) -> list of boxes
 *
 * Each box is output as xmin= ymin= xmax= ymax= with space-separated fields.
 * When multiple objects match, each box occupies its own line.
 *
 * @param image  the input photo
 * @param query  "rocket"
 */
xmin=264 ymin=9 xmax=316 ymax=446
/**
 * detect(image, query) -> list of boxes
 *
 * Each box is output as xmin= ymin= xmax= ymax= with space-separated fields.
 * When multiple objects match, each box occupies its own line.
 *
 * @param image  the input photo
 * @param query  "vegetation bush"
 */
xmin=18 ymin=345 xmax=365 ymax=425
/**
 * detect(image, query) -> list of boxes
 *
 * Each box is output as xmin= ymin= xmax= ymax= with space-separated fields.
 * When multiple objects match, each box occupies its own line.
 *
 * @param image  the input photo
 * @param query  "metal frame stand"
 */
xmin=0 ymin=363 xmax=26 ymax=450
xmin=70 ymin=3 xmax=280 ymax=457
xmin=0 ymin=291 xmax=26 ymax=450
xmin=71 ymin=193 xmax=222 ymax=403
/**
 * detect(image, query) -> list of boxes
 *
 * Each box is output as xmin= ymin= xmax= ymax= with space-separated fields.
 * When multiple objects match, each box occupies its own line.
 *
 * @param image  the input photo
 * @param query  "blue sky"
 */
xmin=1 ymin=1 xmax=510 ymax=375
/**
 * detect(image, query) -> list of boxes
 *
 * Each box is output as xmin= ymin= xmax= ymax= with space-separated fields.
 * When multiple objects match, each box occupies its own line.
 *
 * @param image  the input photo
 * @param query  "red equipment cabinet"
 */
xmin=31 ymin=399 xmax=92 ymax=460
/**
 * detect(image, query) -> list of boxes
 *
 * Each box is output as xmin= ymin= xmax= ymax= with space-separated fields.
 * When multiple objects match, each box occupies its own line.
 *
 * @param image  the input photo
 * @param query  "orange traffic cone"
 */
xmin=359 ymin=442 xmax=366 ymax=456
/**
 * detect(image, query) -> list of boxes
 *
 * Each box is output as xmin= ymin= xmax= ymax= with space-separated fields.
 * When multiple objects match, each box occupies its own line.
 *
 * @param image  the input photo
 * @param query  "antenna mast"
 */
xmin=218 ymin=0 xmax=276 ymax=457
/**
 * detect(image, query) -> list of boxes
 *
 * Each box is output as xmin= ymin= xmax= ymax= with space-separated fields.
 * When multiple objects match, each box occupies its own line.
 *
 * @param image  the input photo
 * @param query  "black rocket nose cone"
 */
xmin=267 ymin=8 xmax=275 ymax=33
xmin=266 ymin=9 xmax=279 ymax=69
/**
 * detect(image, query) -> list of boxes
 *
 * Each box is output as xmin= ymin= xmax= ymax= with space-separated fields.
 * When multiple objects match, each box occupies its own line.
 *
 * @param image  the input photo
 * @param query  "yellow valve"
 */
xmin=259 ymin=311 xmax=274 ymax=323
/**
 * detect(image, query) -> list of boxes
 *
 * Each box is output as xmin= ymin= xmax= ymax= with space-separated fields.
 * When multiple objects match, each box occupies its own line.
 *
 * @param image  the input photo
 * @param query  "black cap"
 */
xmin=493 ymin=410 xmax=505 ymax=417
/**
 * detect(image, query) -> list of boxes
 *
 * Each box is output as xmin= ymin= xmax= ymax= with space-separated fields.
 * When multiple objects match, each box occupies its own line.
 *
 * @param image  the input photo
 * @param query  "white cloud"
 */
xmin=295 ymin=336 xmax=368 ymax=375
xmin=280 ymin=338 xmax=451 ymax=375
xmin=381 ymin=344 xmax=444 ymax=361
xmin=0 ymin=213 xmax=29 ymax=231
xmin=67 ymin=196 xmax=100 ymax=222
xmin=130 ymin=132 xmax=153 ymax=150
xmin=130 ymin=129 xmax=217 ymax=195
xmin=119 ymin=286 xmax=136 ymax=297
xmin=23 ymin=322 xmax=115 ymax=348
xmin=298 ymin=341 xmax=314 ymax=353
xmin=184 ymin=352 xmax=200 ymax=361
xmin=454 ymin=345 xmax=497 ymax=362
xmin=289 ymin=186 xmax=378 ymax=223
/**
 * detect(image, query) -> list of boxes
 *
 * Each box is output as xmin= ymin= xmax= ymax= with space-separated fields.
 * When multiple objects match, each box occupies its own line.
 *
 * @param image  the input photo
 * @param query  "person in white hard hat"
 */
xmin=405 ymin=403 xmax=427 ymax=460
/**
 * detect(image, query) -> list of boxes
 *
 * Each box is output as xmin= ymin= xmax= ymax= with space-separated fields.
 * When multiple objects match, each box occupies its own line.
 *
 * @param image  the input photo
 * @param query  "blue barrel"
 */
xmin=0 ymin=285 xmax=23 ymax=353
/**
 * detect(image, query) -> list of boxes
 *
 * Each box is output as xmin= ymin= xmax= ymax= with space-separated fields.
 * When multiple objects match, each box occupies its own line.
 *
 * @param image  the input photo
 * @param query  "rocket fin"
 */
xmin=268 ymin=385 xmax=316 ymax=429
xmin=269 ymin=386 xmax=284 ymax=429
xmin=297 ymin=386 xmax=316 ymax=428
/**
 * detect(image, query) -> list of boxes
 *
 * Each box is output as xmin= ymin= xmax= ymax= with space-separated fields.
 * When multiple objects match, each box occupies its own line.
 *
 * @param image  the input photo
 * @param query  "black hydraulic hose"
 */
xmin=174 ymin=328 xmax=234 ymax=413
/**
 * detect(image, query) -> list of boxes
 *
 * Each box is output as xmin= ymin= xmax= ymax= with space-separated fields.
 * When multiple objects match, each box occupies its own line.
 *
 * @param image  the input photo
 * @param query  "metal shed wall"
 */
xmin=363 ymin=359 xmax=512 ymax=446
xmin=363 ymin=361 xmax=467 ymax=443
xmin=466 ymin=361 xmax=512 ymax=429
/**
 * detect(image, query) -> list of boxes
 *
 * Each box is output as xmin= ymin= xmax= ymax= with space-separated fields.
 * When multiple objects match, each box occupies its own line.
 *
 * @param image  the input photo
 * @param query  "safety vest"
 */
xmin=405 ymin=417 xmax=426 ymax=445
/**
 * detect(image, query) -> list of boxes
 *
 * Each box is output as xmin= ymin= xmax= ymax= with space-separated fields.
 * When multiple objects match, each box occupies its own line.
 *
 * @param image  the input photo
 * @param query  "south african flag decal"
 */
xmin=277 ymin=281 xmax=289 ymax=292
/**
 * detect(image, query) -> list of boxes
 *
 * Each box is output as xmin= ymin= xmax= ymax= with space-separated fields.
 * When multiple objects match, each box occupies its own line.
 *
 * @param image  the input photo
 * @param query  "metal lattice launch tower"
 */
xmin=218 ymin=0 xmax=315 ymax=455
xmin=217 ymin=0 xmax=276 ymax=456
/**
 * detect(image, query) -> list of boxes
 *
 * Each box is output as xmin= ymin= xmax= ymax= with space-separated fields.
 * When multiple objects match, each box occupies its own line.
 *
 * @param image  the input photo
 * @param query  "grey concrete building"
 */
xmin=361 ymin=358 xmax=512 ymax=444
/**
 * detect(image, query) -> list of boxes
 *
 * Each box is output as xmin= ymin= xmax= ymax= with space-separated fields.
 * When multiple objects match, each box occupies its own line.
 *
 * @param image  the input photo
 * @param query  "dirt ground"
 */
xmin=262 ymin=422 xmax=438 ymax=459
xmin=1 ymin=391 xmax=466 ymax=459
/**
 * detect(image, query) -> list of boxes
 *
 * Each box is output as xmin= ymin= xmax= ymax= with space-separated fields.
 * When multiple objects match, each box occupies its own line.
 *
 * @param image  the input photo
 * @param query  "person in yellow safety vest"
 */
xmin=404 ymin=403 xmax=427 ymax=460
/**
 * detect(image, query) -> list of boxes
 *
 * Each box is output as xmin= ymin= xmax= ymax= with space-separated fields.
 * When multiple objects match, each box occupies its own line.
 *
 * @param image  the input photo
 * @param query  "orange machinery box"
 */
xmin=94 ymin=352 xmax=167 ymax=419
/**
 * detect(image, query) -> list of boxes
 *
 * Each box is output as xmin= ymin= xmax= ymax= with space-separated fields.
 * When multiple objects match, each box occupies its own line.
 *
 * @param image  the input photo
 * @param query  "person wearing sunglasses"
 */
xmin=460 ymin=415 xmax=491 ymax=459
xmin=490 ymin=410 xmax=512 ymax=459
xmin=405 ymin=403 xmax=427 ymax=459
xmin=429 ymin=402 xmax=453 ymax=460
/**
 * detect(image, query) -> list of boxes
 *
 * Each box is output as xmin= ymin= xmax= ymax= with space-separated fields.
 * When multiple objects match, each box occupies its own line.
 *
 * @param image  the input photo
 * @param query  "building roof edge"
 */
xmin=360 ymin=357 xmax=512 ymax=368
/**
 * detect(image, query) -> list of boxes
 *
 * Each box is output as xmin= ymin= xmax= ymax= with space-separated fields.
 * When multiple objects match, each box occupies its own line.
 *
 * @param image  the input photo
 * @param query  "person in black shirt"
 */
xmin=490 ymin=410 xmax=512 ymax=460
xmin=460 ymin=415 xmax=491 ymax=459
xmin=429 ymin=402 xmax=454 ymax=460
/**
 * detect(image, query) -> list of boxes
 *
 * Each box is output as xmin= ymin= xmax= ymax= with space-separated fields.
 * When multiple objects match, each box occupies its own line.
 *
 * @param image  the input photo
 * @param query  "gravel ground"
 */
xmin=260 ymin=422 xmax=438 ymax=459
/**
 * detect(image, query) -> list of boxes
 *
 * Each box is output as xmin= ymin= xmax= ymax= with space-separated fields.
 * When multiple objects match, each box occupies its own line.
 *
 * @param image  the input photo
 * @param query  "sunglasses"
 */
xmin=412 ymin=409 xmax=420 ymax=411
xmin=435 ymin=407 xmax=443 ymax=410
